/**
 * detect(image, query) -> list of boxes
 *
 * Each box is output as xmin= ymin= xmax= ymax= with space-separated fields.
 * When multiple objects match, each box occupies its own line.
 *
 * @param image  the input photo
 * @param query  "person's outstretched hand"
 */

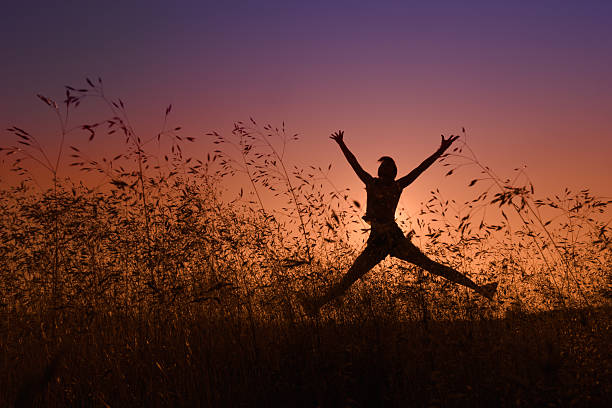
xmin=439 ymin=134 xmax=459 ymax=152
xmin=330 ymin=130 xmax=344 ymax=144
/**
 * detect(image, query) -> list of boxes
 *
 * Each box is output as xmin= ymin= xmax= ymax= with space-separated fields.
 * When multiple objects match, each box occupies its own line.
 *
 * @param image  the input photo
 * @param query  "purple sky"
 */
xmin=2 ymin=1 xmax=611 ymax=212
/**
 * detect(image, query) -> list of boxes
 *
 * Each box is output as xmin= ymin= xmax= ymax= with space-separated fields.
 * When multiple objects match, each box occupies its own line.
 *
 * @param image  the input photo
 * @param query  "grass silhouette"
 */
xmin=0 ymin=79 xmax=610 ymax=406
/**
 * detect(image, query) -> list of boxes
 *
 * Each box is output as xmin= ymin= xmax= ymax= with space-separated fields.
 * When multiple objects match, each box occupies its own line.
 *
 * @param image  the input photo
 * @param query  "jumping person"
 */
xmin=307 ymin=130 xmax=497 ymax=313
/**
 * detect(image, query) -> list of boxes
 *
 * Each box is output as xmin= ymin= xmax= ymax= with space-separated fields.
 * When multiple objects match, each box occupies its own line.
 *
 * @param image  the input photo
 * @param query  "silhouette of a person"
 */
xmin=308 ymin=130 xmax=497 ymax=312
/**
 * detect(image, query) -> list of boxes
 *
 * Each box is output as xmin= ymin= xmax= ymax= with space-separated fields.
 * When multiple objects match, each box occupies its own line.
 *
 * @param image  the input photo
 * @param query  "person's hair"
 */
xmin=377 ymin=156 xmax=397 ymax=180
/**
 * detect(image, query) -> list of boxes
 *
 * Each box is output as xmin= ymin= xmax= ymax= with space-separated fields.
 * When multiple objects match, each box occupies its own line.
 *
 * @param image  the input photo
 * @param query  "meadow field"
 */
xmin=1 ymin=82 xmax=610 ymax=406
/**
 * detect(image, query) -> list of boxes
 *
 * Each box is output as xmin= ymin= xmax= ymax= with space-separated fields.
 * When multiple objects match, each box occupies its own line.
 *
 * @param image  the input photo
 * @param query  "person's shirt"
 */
xmin=362 ymin=178 xmax=402 ymax=225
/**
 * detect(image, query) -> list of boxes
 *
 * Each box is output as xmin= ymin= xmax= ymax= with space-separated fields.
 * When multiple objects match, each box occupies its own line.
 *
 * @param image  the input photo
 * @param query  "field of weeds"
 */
xmin=1 ymin=306 xmax=610 ymax=406
xmin=1 ymin=80 xmax=610 ymax=406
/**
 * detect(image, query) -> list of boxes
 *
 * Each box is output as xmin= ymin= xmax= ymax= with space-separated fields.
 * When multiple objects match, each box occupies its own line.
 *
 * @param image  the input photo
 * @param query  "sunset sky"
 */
xmin=2 ymin=1 xmax=611 ymax=214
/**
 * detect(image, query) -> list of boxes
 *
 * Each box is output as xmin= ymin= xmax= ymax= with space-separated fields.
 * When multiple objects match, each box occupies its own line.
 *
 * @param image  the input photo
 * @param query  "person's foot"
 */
xmin=479 ymin=282 xmax=498 ymax=300
xmin=298 ymin=293 xmax=321 ymax=317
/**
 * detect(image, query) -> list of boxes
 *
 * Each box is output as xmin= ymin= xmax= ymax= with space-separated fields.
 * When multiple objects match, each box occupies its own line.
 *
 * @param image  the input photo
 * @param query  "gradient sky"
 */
xmin=2 ymin=1 xmax=611 ymax=214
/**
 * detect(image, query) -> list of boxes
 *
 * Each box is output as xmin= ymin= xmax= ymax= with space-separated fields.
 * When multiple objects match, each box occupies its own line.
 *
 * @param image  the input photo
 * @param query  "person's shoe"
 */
xmin=480 ymin=282 xmax=498 ymax=300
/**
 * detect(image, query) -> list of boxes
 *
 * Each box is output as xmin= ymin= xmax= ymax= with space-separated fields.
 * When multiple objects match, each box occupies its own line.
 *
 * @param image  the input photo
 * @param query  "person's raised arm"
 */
xmin=397 ymin=135 xmax=459 ymax=189
xmin=330 ymin=130 xmax=373 ymax=185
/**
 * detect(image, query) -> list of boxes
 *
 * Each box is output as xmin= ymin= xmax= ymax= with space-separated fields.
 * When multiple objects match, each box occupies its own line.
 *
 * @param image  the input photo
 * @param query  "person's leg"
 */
xmin=391 ymin=238 xmax=497 ymax=299
xmin=310 ymin=244 xmax=388 ymax=311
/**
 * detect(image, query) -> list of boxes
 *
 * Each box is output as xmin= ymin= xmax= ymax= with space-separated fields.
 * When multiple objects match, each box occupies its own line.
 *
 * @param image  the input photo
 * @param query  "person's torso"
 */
xmin=363 ymin=178 xmax=402 ymax=224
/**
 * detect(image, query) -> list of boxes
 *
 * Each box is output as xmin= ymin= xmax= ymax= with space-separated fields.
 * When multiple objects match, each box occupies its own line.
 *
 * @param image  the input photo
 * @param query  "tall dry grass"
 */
xmin=0 ymin=79 xmax=610 ymax=406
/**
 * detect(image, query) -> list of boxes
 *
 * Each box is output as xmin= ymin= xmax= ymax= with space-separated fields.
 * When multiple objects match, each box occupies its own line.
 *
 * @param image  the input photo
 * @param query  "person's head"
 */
xmin=377 ymin=156 xmax=397 ymax=181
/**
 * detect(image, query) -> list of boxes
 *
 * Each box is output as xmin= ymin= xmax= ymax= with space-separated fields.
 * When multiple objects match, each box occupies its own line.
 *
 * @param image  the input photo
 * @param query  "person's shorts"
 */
xmin=367 ymin=222 xmax=408 ymax=249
